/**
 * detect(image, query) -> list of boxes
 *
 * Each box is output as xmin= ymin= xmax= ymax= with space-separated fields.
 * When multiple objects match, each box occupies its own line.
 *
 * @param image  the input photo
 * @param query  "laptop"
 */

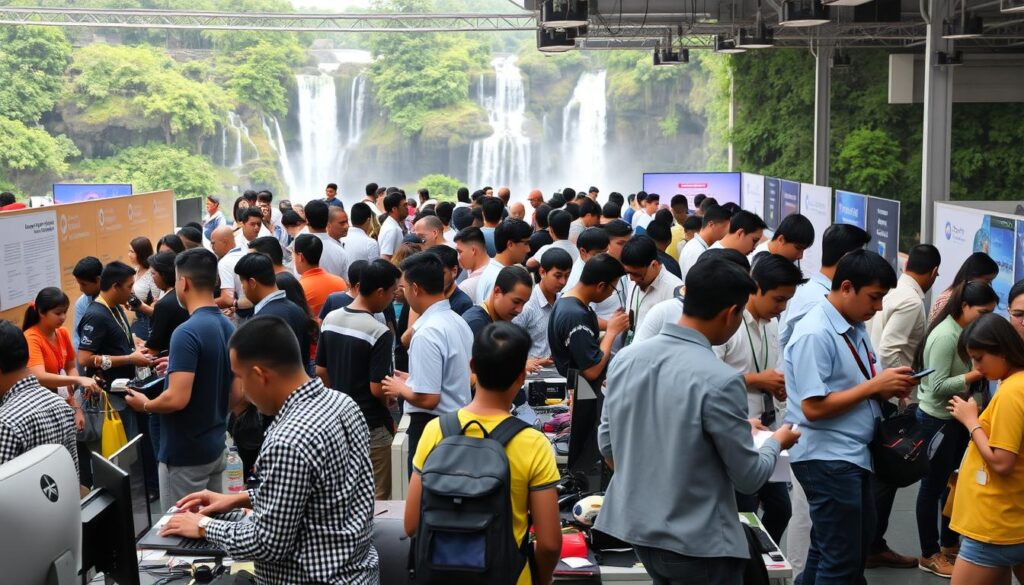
xmin=137 ymin=508 xmax=248 ymax=556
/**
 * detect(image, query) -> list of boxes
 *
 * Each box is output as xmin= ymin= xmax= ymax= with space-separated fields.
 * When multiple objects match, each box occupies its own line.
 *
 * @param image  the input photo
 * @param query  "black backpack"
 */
xmin=870 ymin=402 xmax=930 ymax=487
xmin=411 ymin=413 xmax=532 ymax=585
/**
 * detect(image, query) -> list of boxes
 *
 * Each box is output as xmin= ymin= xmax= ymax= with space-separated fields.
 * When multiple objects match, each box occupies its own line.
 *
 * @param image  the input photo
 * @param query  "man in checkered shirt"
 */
xmin=161 ymin=316 xmax=379 ymax=584
xmin=0 ymin=321 xmax=78 ymax=473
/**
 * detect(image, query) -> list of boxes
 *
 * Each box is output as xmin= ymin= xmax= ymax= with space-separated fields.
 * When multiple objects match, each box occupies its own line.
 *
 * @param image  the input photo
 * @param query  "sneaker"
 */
xmin=867 ymin=549 xmax=918 ymax=568
xmin=940 ymin=545 xmax=959 ymax=564
xmin=919 ymin=553 xmax=955 ymax=578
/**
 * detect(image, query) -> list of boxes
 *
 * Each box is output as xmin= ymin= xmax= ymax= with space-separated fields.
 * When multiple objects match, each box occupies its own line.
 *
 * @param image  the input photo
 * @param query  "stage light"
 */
xmin=736 ymin=23 xmax=775 ymax=48
xmin=943 ymin=14 xmax=983 ymax=39
xmin=541 ymin=0 xmax=589 ymax=28
xmin=780 ymin=0 xmax=831 ymax=27
xmin=714 ymin=35 xmax=747 ymax=54
xmin=537 ymin=26 xmax=583 ymax=52
xmin=654 ymin=48 xmax=689 ymax=65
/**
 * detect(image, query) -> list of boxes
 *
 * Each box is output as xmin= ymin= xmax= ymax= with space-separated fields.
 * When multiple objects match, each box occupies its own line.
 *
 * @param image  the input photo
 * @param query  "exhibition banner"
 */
xmin=1015 ymin=220 xmax=1024 ymax=285
xmin=0 ymin=210 xmax=60 ymax=311
xmin=642 ymin=172 xmax=741 ymax=211
xmin=764 ymin=177 xmax=782 ymax=230
xmin=781 ymin=180 xmax=801 ymax=221
xmin=835 ymin=190 xmax=868 ymax=229
xmin=933 ymin=203 xmax=1016 ymax=313
xmin=799 ymin=184 xmax=833 ymax=276
xmin=867 ymin=197 xmax=901 ymax=269
xmin=53 ymin=183 xmax=132 ymax=205
xmin=741 ymin=173 xmax=765 ymax=219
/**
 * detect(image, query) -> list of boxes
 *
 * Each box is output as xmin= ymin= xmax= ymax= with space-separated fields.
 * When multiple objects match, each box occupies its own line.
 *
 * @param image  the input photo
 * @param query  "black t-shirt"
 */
xmin=448 ymin=286 xmax=474 ymax=316
xmin=319 ymin=291 xmax=355 ymax=320
xmin=658 ymin=250 xmax=682 ymax=280
xmin=461 ymin=305 xmax=494 ymax=338
xmin=77 ymin=299 xmax=137 ymax=384
xmin=257 ymin=297 xmax=312 ymax=365
xmin=146 ymin=291 xmax=190 ymax=353
xmin=529 ymin=230 xmax=554 ymax=260
xmin=316 ymin=307 xmax=394 ymax=429
xmin=548 ymin=296 xmax=605 ymax=387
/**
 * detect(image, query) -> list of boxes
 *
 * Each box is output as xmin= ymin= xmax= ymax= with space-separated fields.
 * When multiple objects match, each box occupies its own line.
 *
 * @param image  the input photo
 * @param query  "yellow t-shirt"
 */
xmin=668 ymin=225 xmax=686 ymax=260
xmin=950 ymin=372 xmax=1024 ymax=544
xmin=412 ymin=409 xmax=561 ymax=585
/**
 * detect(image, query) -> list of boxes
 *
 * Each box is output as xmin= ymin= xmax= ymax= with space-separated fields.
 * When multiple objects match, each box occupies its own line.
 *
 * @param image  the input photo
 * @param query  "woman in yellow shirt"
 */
xmin=948 ymin=313 xmax=1024 ymax=584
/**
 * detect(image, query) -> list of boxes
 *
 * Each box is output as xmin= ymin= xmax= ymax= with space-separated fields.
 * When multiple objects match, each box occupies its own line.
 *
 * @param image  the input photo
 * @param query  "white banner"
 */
xmin=799 ymin=184 xmax=832 ymax=276
xmin=741 ymin=173 xmax=765 ymax=219
xmin=0 ymin=210 xmax=60 ymax=311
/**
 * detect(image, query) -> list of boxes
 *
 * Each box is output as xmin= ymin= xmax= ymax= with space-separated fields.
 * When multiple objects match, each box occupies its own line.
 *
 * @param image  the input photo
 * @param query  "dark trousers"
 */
xmin=915 ymin=410 xmax=969 ymax=558
xmin=870 ymin=479 xmax=897 ymax=554
xmin=793 ymin=460 xmax=876 ymax=585
xmin=406 ymin=412 xmax=437 ymax=477
xmin=736 ymin=482 xmax=792 ymax=545
xmin=135 ymin=411 xmax=159 ymax=492
xmin=633 ymin=545 xmax=744 ymax=585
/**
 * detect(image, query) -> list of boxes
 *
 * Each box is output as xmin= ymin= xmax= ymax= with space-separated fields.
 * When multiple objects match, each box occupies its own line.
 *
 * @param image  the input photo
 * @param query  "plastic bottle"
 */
xmin=224 ymin=447 xmax=244 ymax=494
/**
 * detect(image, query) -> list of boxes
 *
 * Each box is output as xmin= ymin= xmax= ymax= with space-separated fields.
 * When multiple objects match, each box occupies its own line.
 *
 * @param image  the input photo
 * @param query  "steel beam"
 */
xmin=814 ymin=42 xmax=833 ymax=186
xmin=920 ymin=0 xmax=955 ymax=244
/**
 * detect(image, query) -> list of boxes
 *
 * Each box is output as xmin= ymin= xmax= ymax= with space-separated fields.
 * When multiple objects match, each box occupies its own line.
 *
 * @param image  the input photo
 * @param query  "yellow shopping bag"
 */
xmin=100 ymin=391 xmax=128 ymax=458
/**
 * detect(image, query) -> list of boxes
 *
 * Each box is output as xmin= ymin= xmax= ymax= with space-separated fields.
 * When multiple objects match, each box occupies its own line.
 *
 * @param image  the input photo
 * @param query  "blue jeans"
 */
xmin=736 ymin=482 xmax=792 ymax=544
xmin=915 ymin=409 xmax=968 ymax=558
xmin=793 ymin=460 xmax=876 ymax=585
xmin=633 ymin=545 xmax=744 ymax=585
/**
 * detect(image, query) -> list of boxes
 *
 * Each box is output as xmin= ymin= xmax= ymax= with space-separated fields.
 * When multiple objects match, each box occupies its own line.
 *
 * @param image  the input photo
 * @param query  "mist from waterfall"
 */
xmin=561 ymin=70 xmax=608 ymax=192
xmin=467 ymin=55 xmax=532 ymax=195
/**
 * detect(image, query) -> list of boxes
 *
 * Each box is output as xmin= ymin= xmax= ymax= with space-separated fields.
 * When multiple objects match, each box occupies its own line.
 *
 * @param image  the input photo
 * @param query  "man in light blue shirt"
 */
xmin=783 ymin=250 xmax=915 ymax=585
xmin=382 ymin=252 xmax=473 ymax=472
xmin=598 ymin=257 xmax=800 ymax=585
xmin=71 ymin=256 xmax=103 ymax=350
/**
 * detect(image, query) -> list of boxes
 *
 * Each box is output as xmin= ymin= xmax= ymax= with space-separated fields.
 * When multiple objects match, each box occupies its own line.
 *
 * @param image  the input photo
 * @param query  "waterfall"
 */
xmin=467 ymin=55 xmax=531 ymax=194
xmin=295 ymin=73 xmax=342 ymax=202
xmin=264 ymin=114 xmax=299 ymax=196
xmin=220 ymin=123 xmax=227 ymax=167
xmin=561 ymin=70 xmax=608 ymax=189
xmin=348 ymin=73 xmax=367 ymax=146
xmin=226 ymin=111 xmax=258 ymax=169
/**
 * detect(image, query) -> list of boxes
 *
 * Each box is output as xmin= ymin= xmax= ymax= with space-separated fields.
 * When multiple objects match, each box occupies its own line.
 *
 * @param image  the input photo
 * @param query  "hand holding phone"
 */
xmin=910 ymin=368 xmax=935 ymax=380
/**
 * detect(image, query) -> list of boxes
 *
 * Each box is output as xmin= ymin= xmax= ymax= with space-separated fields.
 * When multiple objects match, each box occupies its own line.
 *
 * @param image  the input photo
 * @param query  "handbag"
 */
xmin=100 ymin=391 xmax=128 ymax=458
xmin=76 ymin=389 xmax=103 ymax=443
xmin=870 ymin=402 xmax=930 ymax=487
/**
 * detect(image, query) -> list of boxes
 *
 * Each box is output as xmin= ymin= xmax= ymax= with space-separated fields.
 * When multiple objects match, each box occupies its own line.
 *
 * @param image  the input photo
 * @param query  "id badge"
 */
xmin=976 ymin=469 xmax=988 ymax=486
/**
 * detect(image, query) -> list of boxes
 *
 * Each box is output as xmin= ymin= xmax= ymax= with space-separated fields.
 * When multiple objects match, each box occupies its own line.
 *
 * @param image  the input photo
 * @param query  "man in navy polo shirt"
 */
xmin=126 ymin=248 xmax=240 ymax=509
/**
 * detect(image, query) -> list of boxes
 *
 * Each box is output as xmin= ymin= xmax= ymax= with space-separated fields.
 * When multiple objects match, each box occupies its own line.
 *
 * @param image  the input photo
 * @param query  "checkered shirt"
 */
xmin=0 ymin=375 xmax=79 ymax=474
xmin=205 ymin=377 xmax=379 ymax=584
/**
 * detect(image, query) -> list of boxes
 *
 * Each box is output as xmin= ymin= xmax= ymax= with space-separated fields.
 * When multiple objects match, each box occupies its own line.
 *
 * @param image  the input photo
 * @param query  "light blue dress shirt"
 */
xmin=404 ymin=299 xmax=473 ymax=416
xmin=777 ymin=270 xmax=831 ymax=354
xmin=72 ymin=293 xmax=94 ymax=350
xmin=783 ymin=299 xmax=882 ymax=471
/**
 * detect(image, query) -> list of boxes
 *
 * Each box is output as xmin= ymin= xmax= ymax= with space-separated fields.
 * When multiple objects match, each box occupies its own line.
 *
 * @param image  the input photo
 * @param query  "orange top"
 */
xmin=300 ymin=267 xmax=348 ymax=320
xmin=24 ymin=326 xmax=75 ymax=374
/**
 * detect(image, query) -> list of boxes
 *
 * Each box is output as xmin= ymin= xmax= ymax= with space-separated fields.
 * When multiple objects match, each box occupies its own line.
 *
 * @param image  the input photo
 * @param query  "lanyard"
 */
xmin=97 ymin=297 xmax=132 ymax=346
xmin=841 ymin=333 xmax=876 ymax=381
xmin=743 ymin=318 xmax=768 ymax=374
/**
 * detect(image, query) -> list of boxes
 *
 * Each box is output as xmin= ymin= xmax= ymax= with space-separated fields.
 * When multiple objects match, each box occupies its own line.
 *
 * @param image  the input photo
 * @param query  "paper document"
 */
xmin=562 ymin=557 xmax=594 ymax=569
xmin=753 ymin=430 xmax=791 ymax=482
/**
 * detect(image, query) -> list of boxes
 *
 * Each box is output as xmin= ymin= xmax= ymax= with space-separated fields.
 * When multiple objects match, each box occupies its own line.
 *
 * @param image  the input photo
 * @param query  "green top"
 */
xmin=918 ymin=315 xmax=970 ymax=419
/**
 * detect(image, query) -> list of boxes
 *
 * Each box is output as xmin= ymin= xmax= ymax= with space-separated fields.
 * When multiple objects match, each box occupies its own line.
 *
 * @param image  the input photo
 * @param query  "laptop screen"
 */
xmin=107 ymin=435 xmax=153 ymax=540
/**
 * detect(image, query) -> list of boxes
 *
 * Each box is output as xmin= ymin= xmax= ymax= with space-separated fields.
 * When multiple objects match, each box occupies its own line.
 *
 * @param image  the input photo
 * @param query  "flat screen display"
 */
xmin=52 ymin=184 xmax=132 ymax=205
xmin=641 ymin=172 xmax=741 ymax=211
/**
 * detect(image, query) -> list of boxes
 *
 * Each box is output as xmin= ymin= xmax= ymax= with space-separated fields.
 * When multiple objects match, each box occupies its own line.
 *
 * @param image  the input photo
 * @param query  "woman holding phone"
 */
xmin=914 ymin=280 xmax=998 ymax=576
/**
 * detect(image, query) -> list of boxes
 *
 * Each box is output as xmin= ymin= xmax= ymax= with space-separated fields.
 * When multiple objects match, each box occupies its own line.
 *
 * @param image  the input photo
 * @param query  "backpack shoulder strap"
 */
xmin=487 ymin=416 xmax=531 ymax=447
xmin=439 ymin=412 xmax=462 ymax=439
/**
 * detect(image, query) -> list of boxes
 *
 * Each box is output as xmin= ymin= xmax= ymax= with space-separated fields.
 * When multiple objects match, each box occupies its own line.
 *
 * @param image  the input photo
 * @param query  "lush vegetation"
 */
xmin=405 ymin=174 xmax=462 ymax=202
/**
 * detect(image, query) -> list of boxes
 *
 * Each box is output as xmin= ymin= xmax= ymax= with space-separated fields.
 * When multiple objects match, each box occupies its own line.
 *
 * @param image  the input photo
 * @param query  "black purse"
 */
xmin=870 ymin=402 xmax=930 ymax=487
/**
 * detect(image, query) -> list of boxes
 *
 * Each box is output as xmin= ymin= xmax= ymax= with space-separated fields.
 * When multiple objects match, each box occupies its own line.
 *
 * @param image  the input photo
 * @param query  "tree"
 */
xmin=833 ymin=128 xmax=903 ymax=196
xmin=0 ymin=116 xmax=79 ymax=184
xmin=81 ymin=143 xmax=218 ymax=200
xmin=0 ymin=26 xmax=72 ymax=123
xmin=407 ymin=174 xmax=463 ymax=202
xmin=222 ymin=40 xmax=304 ymax=117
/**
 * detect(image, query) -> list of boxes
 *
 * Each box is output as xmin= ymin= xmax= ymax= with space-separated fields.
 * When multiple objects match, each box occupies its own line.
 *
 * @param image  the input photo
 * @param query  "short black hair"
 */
xmin=427 ymin=244 xmax=459 ymax=270
xmin=645 ymin=193 xmax=661 ymax=205
xmin=701 ymin=205 xmax=732 ymax=227
xmin=653 ymin=208 xmax=674 ymax=226
xmin=547 ymin=210 xmax=572 ymax=240
xmin=100 ymin=261 xmax=135 ymax=291
xmin=540 ymin=247 xmax=573 ymax=272
xmin=562 ymin=187 xmax=577 ymax=201
xmin=230 ymin=315 xmax=303 ymax=373
xmin=73 ymin=256 xmax=102 ymax=281
xmin=240 ymin=207 xmax=264 ymax=224
xmin=699 ymin=197 xmax=719 ymax=212
xmin=831 ymin=249 xmax=897 ymax=292
xmin=0 ymin=320 xmax=29 ymax=373
xmin=177 ymin=226 xmax=202 ymax=246
xmin=454 ymin=226 xmax=486 ymax=247
xmin=347 ymin=260 xmax=368 ymax=287
xmin=281 ymin=210 xmax=304 ymax=227
xmin=234 ymin=252 xmax=276 ymax=286
xmin=773 ymin=213 xmax=815 ymax=247
xmin=621 ymin=235 xmax=659 ymax=267
xmin=580 ymin=253 xmax=626 ymax=286
xmin=563 ymin=202 xmax=581 ymax=221
xmin=695 ymin=247 xmax=751 ymax=272
xmin=494 ymin=265 xmax=533 ymax=294
xmin=304 ymin=199 xmax=329 ymax=230
xmin=473 ymin=321 xmax=531 ymax=391
xmin=693 ymin=194 xmax=707 ymax=208
xmin=184 ymin=221 xmax=203 ymax=232
xmin=248 ymin=235 xmax=284 ymax=266
xmin=751 ymin=254 xmax=808 ymax=292
xmin=256 ymin=191 xmax=273 ymax=204
xmin=682 ymin=215 xmax=703 ymax=231
xmin=359 ymin=259 xmax=401 ymax=296
xmin=481 ymin=197 xmax=504 ymax=223
xmin=401 ymin=252 xmax=446 ymax=295
xmin=821 ymin=224 xmax=871 ymax=267
xmin=148 ymin=252 xmax=177 ymax=289
xmin=383 ymin=191 xmax=406 ymax=213
xmin=436 ymin=201 xmax=454 ymax=225
xmin=457 ymin=187 xmax=470 ymax=203
xmin=906 ymin=244 xmax=941 ymax=274
xmin=294 ymin=233 xmax=323 ymax=266
xmin=684 ymin=258 xmax=757 ymax=320
xmin=327 ymin=182 xmax=337 ymax=191
xmin=602 ymin=202 xmax=621 ymax=219
xmin=645 ymin=220 xmax=672 ymax=246
xmin=578 ymin=198 xmax=600 ymax=218
xmin=174 ymin=248 xmax=220 ymax=292
xmin=627 ymin=193 xmax=636 ymax=204
xmin=534 ymin=204 xmax=552 ymax=229
xmin=603 ymin=219 xmax=632 ymax=239
xmin=157 ymin=234 xmax=185 ymax=254
xmin=365 ymin=182 xmax=379 ymax=197
xmin=577 ymin=227 xmax=610 ymax=253
xmin=243 ymin=190 xmax=258 ymax=202
xmin=722 ymin=202 xmax=742 ymax=216
xmin=494 ymin=219 xmax=532 ymax=253
xmin=206 ymin=194 xmax=220 ymax=206
xmin=350 ymin=202 xmax=373 ymax=227
xmin=670 ymin=195 xmax=689 ymax=211
xmin=729 ymin=210 xmax=767 ymax=234
xmin=608 ymin=192 xmax=624 ymax=208
xmin=636 ymin=192 xmax=648 ymax=204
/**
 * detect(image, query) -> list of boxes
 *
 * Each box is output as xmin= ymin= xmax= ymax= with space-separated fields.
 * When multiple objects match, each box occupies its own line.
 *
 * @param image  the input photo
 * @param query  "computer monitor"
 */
xmin=0 ymin=444 xmax=81 ymax=585
xmin=565 ymin=370 xmax=611 ymax=493
xmin=81 ymin=441 xmax=142 ymax=585
xmin=107 ymin=435 xmax=153 ymax=540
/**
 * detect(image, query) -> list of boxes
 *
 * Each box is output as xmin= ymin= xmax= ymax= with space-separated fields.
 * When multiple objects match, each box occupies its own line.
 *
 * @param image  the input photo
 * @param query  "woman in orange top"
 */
xmin=22 ymin=287 xmax=102 ymax=431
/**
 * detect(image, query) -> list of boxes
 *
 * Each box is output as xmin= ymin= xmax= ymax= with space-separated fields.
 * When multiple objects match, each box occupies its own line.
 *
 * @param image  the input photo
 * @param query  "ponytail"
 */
xmin=22 ymin=287 xmax=70 ymax=331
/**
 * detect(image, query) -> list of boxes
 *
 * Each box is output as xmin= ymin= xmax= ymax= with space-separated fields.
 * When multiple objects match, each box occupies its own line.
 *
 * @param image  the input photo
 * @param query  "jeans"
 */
xmin=915 ymin=409 xmax=969 ymax=558
xmin=736 ymin=482 xmax=792 ymax=544
xmin=870 ymin=479 xmax=898 ymax=554
xmin=793 ymin=460 xmax=876 ymax=585
xmin=633 ymin=545 xmax=744 ymax=585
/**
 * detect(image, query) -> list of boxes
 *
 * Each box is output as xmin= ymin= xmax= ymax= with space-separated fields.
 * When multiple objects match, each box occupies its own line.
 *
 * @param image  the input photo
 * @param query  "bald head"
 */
xmin=413 ymin=215 xmax=445 ymax=247
xmin=527 ymin=190 xmax=543 ymax=209
xmin=211 ymin=226 xmax=235 ymax=258
xmin=497 ymin=187 xmax=511 ymax=203
xmin=509 ymin=202 xmax=526 ymax=220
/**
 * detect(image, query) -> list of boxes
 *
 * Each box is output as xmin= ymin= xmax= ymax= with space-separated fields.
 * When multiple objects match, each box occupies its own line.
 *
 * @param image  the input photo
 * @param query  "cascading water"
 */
xmin=467 ymin=55 xmax=532 ymax=194
xmin=561 ymin=70 xmax=608 ymax=189
xmin=263 ymin=114 xmax=299 ymax=195
xmin=294 ymin=73 xmax=342 ymax=202
xmin=348 ymin=73 xmax=367 ymax=146
xmin=226 ymin=110 xmax=258 ymax=169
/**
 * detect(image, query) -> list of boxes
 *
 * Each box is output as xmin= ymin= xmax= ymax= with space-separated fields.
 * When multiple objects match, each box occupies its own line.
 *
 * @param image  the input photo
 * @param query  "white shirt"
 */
xmin=533 ymin=239 xmax=580 ymax=264
xmin=218 ymin=248 xmax=246 ymax=301
xmin=311 ymin=232 xmax=350 ymax=281
xmin=234 ymin=224 xmax=272 ymax=250
xmin=475 ymin=258 xmax=507 ymax=303
xmin=631 ymin=210 xmax=651 ymax=231
xmin=378 ymin=216 xmax=404 ymax=258
xmin=678 ymin=233 xmax=710 ymax=282
xmin=512 ymin=284 xmax=558 ymax=358
xmin=404 ymin=300 xmax=473 ymax=416
xmin=713 ymin=309 xmax=785 ymax=427
xmin=867 ymin=273 xmax=927 ymax=369
xmin=443 ymin=227 xmax=457 ymax=244
xmin=341 ymin=226 xmax=380 ymax=264
xmin=627 ymin=266 xmax=684 ymax=335
xmin=633 ymin=296 xmax=683 ymax=343
xmin=459 ymin=265 xmax=489 ymax=303
xmin=748 ymin=239 xmax=772 ymax=265
xmin=568 ymin=220 xmax=586 ymax=244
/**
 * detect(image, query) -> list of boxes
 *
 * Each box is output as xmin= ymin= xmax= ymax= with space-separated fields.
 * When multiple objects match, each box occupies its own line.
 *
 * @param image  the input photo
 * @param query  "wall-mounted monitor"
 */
xmin=52 ymin=184 xmax=132 ymax=205
xmin=641 ymin=172 xmax=741 ymax=211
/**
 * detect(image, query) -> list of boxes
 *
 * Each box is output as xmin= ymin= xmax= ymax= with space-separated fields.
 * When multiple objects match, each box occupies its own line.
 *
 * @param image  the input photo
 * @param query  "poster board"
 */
xmin=799 ymin=184 xmax=832 ymax=277
xmin=0 ymin=211 xmax=61 ymax=311
xmin=934 ymin=202 xmax=1017 ymax=314
xmin=0 ymin=190 xmax=175 ymax=328
xmin=641 ymin=172 xmax=741 ymax=211
xmin=741 ymin=173 xmax=765 ymax=219
xmin=835 ymin=190 xmax=901 ymax=269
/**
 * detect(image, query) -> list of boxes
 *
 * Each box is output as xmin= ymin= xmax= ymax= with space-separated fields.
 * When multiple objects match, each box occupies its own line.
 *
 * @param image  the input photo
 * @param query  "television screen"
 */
xmin=641 ymin=172 xmax=741 ymax=211
xmin=52 ymin=184 xmax=132 ymax=205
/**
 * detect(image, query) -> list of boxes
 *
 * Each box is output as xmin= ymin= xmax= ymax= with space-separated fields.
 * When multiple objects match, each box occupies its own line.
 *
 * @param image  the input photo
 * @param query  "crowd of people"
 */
xmin=1 ymin=182 xmax=1023 ymax=585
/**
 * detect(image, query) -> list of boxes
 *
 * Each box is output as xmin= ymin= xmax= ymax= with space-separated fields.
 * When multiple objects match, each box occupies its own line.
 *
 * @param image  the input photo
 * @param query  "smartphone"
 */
xmin=910 ymin=368 xmax=936 ymax=379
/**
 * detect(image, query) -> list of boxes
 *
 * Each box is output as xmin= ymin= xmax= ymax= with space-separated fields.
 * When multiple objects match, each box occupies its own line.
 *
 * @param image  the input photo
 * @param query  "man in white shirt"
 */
xmin=569 ymin=198 xmax=602 ymax=244
xmin=514 ymin=247 xmax=572 ymax=358
xmin=342 ymin=203 xmax=380 ymax=264
xmin=211 ymin=225 xmax=246 ymax=310
xmin=234 ymin=206 xmax=272 ymax=250
xmin=455 ymin=227 xmax=491 ymax=302
xmin=867 ymin=244 xmax=940 ymax=369
xmin=327 ymin=206 xmax=349 ymax=244
xmin=302 ymin=200 xmax=350 ymax=280
xmin=565 ymin=228 xmax=610 ymax=292
xmin=708 ymin=210 xmax=766 ymax=256
xmin=436 ymin=202 xmax=457 ymax=243
xmin=712 ymin=254 xmax=806 ymax=544
xmin=620 ymin=235 xmax=683 ymax=345
xmin=631 ymin=192 xmax=660 ymax=234
xmin=678 ymin=204 xmax=731 ymax=281
xmin=378 ymin=191 xmax=408 ymax=261
xmin=748 ymin=213 xmax=815 ymax=265
xmin=528 ymin=209 xmax=579 ymax=270
xmin=476 ymin=219 xmax=533 ymax=302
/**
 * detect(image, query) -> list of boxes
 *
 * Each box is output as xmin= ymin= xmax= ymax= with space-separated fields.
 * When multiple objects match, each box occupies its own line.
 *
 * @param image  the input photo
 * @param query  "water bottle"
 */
xmin=224 ymin=447 xmax=244 ymax=494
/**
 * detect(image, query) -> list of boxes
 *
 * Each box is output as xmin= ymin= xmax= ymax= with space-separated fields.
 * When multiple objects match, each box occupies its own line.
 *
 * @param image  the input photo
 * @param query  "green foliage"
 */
xmin=408 ymin=174 xmax=463 ymax=202
xmin=221 ymin=40 xmax=304 ymax=117
xmin=0 ymin=116 xmax=79 ymax=176
xmin=0 ymin=26 xmax=71 ymax=123
xmin=833 ymin=128 xmax=902 ymax=196
xmin=248 ymin=163 xmax=285 ymax=195
xmin=80 ymin=143 xmax=218 ymax=200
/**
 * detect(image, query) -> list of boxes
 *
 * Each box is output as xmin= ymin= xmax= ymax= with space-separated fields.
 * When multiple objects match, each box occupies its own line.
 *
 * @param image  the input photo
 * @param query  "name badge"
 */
xmin=976 ymin=469 xmax=988 ymax=486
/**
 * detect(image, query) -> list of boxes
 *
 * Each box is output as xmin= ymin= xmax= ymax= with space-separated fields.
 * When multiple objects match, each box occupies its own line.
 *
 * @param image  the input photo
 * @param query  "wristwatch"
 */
xmin=197 ymin=515 xmax=213 ymax=538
